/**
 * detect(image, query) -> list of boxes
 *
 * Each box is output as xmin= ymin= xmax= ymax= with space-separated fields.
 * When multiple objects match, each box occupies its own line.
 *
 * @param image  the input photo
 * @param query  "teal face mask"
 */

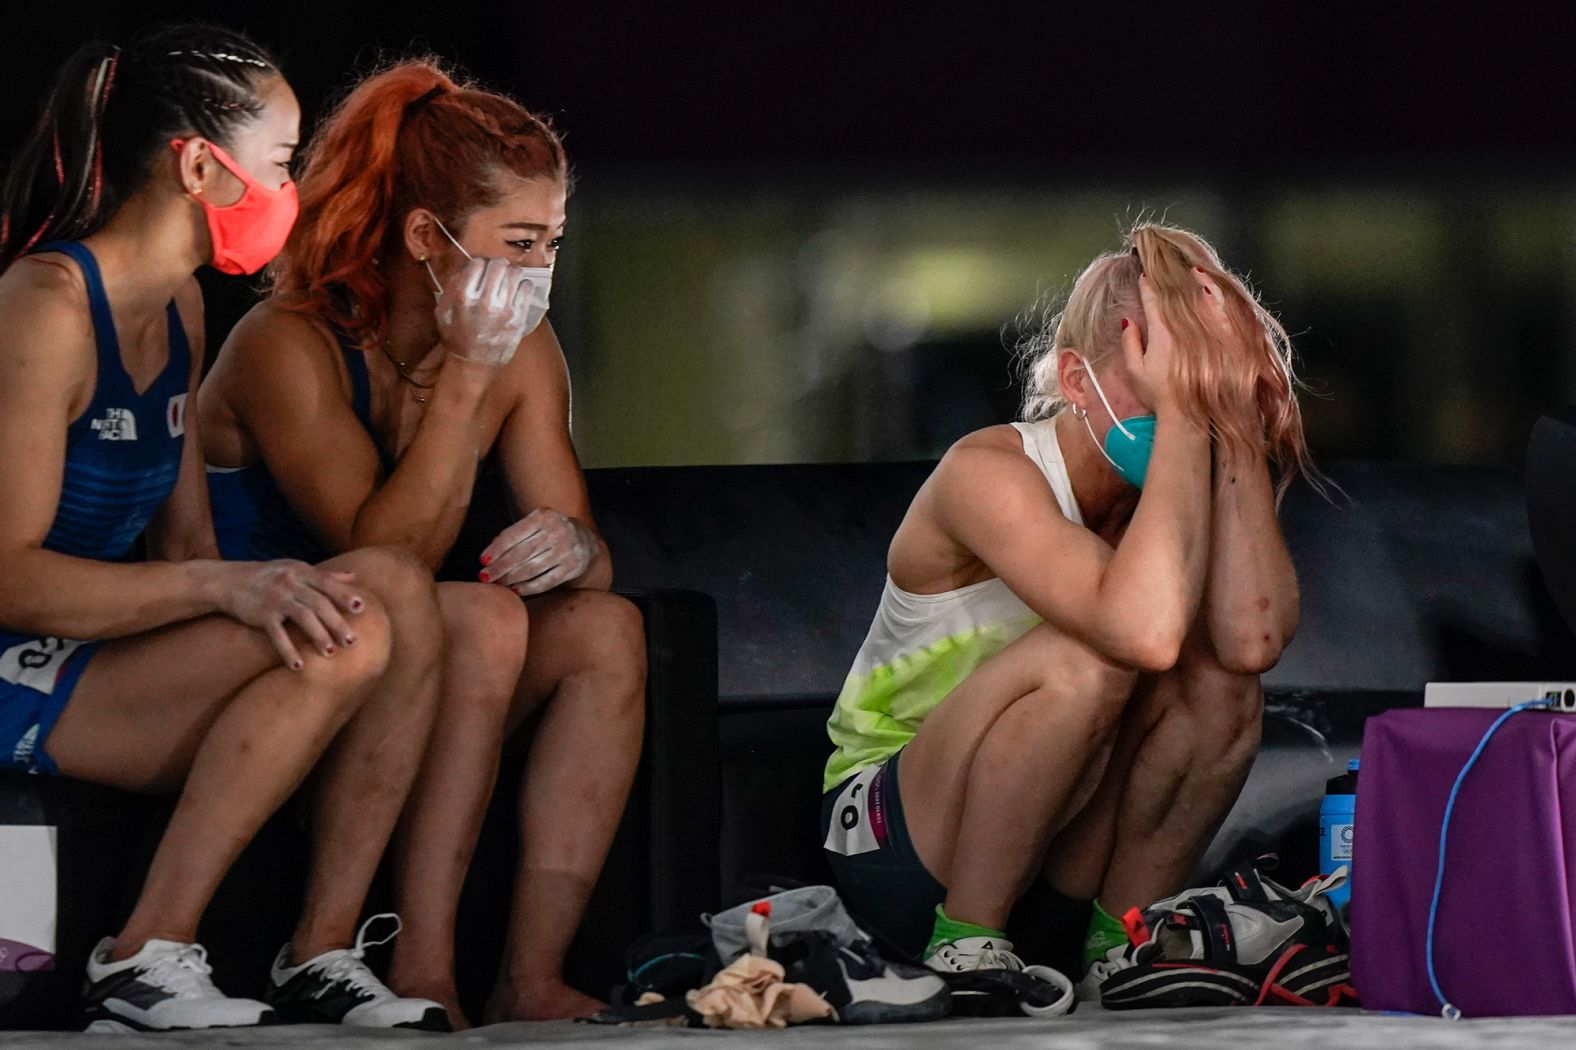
xmin=1078 ymin=356 xmax=1157 ymax=488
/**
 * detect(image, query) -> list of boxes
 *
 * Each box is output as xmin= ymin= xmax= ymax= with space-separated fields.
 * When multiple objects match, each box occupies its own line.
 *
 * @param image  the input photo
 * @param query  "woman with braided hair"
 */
xmin=199 ymin=59 xmax=645 ymax=1024
xmin=0 ymin=25 xmax=453 ymax=1032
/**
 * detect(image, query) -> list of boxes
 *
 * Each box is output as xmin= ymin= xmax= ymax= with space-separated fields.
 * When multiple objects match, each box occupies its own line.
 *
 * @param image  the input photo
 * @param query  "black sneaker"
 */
xmin=265 ymin=914 xmax=449 ymax=1030
xmin=775 ymin=931 xmax=952 ymax=1025
xmin=82 ymin=938 xmax=277 ymax=1032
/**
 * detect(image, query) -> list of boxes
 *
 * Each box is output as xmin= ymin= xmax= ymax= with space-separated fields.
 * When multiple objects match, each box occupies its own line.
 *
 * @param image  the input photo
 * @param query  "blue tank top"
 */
xmin=0 ymin=236 xmax=189 ymax=693
xmin=207 ymin=335 xmax=393 ymax=563
xmin=0 ymin=241 xmax=189 ymax=660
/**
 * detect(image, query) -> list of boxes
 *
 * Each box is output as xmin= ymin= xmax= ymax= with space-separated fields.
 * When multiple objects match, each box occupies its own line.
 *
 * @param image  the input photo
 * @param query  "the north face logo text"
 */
xmin=91 ymin=408 xmax=137 ymax=442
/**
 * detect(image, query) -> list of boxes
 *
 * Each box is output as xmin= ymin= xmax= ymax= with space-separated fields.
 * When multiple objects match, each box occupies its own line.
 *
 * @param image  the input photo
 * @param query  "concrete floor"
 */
xmin=5 ymin=1007 xmax=1576 ymax=1050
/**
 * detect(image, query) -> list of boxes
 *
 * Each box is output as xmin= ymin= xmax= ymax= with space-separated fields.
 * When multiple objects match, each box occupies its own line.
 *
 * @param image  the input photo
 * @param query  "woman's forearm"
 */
xmin=1094 ymin=409 xmax=1214 ymax=669
xmin=0 ymin=551 xmax=232 ymax=640
xmin=346 ymin=355 xmax=494 ymax=568
xmin=1204 ymin=445 xmax=1299 ymax=673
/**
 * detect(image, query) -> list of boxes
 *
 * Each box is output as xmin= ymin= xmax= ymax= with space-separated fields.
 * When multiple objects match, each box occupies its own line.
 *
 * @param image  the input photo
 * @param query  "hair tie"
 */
xmin=404 ymin=85 xmax=446 ymax=117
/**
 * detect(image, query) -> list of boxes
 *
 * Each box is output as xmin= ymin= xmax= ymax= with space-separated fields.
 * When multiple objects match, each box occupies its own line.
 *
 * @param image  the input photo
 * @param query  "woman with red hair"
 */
xmin=199 ymin=60 xmax=644 ymax=1024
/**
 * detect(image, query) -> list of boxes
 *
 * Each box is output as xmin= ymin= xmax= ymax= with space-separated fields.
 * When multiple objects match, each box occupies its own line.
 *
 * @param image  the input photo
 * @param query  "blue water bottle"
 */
xmin=1319 ymin=758 xmax=1359 ymax=910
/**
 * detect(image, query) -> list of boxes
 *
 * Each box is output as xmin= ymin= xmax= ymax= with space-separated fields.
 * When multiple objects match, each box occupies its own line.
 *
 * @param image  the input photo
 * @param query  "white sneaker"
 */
xmin=1077 ymin=942 xmax=1135 ymax=1002
xmin=924 ymin=935 xmax=1027 ymax=973
xmin=82 ymin=937 xmax=277 ymax=1032
xmin=265 ymin=914 xmax=448 ymax=1031
xmin=925 ymin=936 xmax=1076 ymax=1018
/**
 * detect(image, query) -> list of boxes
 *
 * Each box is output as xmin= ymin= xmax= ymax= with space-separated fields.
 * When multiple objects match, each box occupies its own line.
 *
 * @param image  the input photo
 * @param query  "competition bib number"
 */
xmin=823 ymin=763 xmax=891 ymax=857
xmin=0 ymin=638 xmax=84 ymax=695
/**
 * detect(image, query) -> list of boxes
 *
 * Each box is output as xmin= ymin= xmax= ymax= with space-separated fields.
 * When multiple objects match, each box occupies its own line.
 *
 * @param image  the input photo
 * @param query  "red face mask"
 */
xmin=173 ymin=139 xmax=299 ymax=275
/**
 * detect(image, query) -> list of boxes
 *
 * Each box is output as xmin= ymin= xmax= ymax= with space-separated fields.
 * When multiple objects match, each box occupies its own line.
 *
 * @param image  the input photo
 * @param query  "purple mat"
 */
xmin=1350 ymin=708 xmax=1576 ymax=1016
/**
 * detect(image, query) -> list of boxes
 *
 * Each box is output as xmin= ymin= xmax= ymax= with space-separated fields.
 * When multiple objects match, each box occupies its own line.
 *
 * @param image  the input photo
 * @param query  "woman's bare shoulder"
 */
xmin=0 ymin=256 xmax=96 ymax=376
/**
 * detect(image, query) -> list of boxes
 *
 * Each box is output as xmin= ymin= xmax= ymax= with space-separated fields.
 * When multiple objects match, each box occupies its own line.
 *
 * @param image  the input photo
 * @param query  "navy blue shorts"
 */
xmin=0 ymin=635 xmax=99 ymax=775
xmin=820 ymin=748 xmax=946 ymax=959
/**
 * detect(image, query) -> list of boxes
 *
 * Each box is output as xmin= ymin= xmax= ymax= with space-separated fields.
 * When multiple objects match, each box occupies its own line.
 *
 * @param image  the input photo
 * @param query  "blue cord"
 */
xmin=629 ymin=951 xmax=707 ymax=985
xmin=1424 ymin=698 xmax=1556 ymax=1020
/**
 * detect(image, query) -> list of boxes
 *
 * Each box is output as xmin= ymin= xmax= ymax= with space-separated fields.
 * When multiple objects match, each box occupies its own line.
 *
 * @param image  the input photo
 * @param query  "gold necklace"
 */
xmin=380 ymin=341 xmax=437 ymax=405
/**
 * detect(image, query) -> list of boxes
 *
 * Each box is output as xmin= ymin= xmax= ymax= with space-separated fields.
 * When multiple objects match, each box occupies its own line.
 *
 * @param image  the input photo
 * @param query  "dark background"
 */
xmin=7 ymin=1 xmax=1576 ymax=469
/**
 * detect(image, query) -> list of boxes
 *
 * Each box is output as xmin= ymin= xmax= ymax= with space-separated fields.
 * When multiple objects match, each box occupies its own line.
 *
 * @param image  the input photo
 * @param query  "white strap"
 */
xmin=1082 ymin=356 xmax=1135 ymax=439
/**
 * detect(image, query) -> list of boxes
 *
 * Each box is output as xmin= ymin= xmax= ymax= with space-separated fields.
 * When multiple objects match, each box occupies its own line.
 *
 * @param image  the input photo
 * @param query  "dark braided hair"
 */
xmin=0 ymin=23 xmax=280 ymax=272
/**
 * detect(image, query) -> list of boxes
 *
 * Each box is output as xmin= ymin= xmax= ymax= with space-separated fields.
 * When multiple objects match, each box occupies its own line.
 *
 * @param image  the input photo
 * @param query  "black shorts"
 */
xmin=820 ymin=748 xmax=946 ymax=959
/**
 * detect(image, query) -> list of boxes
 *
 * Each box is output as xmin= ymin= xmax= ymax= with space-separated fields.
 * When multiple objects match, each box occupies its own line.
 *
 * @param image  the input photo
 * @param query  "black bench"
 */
xmin=0 ymin=586 xmax=718 ymax=1030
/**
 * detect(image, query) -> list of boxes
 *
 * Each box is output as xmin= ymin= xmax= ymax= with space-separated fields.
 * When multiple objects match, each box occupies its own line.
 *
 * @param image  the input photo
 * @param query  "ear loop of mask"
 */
xmin=423 ymin=216 xmax=473 ymax=296
xmin=1080 ymin=356 xmax=1135 ymax=440
xmin=1074 ymin=357 xmax=1131 ymax=476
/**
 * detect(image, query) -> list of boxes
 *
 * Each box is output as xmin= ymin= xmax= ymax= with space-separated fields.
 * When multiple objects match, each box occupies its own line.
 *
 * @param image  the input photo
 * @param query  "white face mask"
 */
xmin=425 ymin=216 xmax=553 ymax=336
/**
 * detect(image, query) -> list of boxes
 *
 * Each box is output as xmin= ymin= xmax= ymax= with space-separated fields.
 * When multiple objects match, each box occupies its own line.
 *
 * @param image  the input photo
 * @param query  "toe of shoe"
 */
xmin=1074 ymin=976 xmax=1104 ymax=1002
xmin=346 ymin=999 xmax=449 ymax=1030
xmin=394 ymin=1006 xmax=452 ymax=1032
xmin=166 ymin=999 xmax=279 ymax=1029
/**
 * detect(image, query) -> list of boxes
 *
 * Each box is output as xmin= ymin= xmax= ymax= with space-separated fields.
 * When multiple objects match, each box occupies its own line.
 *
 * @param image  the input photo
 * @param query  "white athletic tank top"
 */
xmin=823 ymin=419 xmax=1084 ymax=790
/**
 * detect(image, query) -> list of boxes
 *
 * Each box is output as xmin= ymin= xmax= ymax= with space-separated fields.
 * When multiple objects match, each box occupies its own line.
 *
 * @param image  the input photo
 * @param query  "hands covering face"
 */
xmin=1124 ymin=267 xmax=1246 ymax=418
xmin=434 ymin=256 xmax=545 ymax=368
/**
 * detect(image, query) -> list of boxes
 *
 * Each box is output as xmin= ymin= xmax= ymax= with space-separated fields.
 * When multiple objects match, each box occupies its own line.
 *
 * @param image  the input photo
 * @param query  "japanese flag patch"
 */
xmin=167 ymin=393 xmax=187 ymax=437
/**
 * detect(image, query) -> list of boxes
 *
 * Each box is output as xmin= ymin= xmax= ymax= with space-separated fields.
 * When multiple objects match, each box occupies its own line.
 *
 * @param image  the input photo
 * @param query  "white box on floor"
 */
xmin=1423 ymin=681 xmax=1576 ymax=710
xmin=0 ymin=824 xmax=56 ymax=972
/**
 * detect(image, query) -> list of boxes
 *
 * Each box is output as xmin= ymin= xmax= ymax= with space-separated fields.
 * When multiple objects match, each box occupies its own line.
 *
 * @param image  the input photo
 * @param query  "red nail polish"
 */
xmin=480 ymin=553 xmax=493 ymax=567
xmin=479 ymin=570 xmax=490 ymax=583
xmin=350 ymin=598 xmax=364 ymax=612
xmin=1121 ymin=319 xmax=1129 ymax=331
xmin=292 ymin=660 xmax=303 ymax=671
xmin=345 ymin=635 xmax=357 ymax=646
xmin=326 ymin=646 xmax=336 ymax=655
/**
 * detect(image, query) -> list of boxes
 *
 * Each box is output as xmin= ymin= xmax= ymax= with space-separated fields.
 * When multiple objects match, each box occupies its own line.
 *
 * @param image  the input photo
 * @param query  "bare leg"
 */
xmin=897 ymin=624 xmax=1138 ymax=931
xmin=44 ymin=549 xmax=416 ymax=959
xmin=1037 ymin=683 xmax=1155 ymax=902
xmin=289 ymin=548 xmax=446 ymax=963
xmin=387 ymin=583 xmax=529 ymax=1028
xmin=485 ymin=590 xmax=645 ymax=1023
xmin=1043 ymin=632 xmax=1263 ymax=915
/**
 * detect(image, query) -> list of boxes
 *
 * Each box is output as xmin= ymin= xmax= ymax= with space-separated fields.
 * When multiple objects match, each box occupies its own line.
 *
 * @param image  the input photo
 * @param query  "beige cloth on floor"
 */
xmin=685 ymin=954 xmax=836 ymax=1029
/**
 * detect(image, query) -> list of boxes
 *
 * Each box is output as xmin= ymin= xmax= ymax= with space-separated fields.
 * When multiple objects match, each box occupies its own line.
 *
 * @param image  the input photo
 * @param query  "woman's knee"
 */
xmin=557 ymin=591 xmax=647 ymax=691
xmin=1026 ymin=627 xmax=1138 ymax=730
xmin=1169 ymin=647 xmax=1265 ymax=749
xmin=329 ymin=546 xmax=442 ymax=661
xmin=438 ymin=582 xmax=530 ymax=703
xmin=296 ymin=596 xmax=394 ymax=711
xmin=1145 ymin=658 xmax=1264 ymax=781
xmin=330 ymin=547 xmax=438 ymax=613
xmin=1085 ymin=657 xmax=1142 ymax=727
